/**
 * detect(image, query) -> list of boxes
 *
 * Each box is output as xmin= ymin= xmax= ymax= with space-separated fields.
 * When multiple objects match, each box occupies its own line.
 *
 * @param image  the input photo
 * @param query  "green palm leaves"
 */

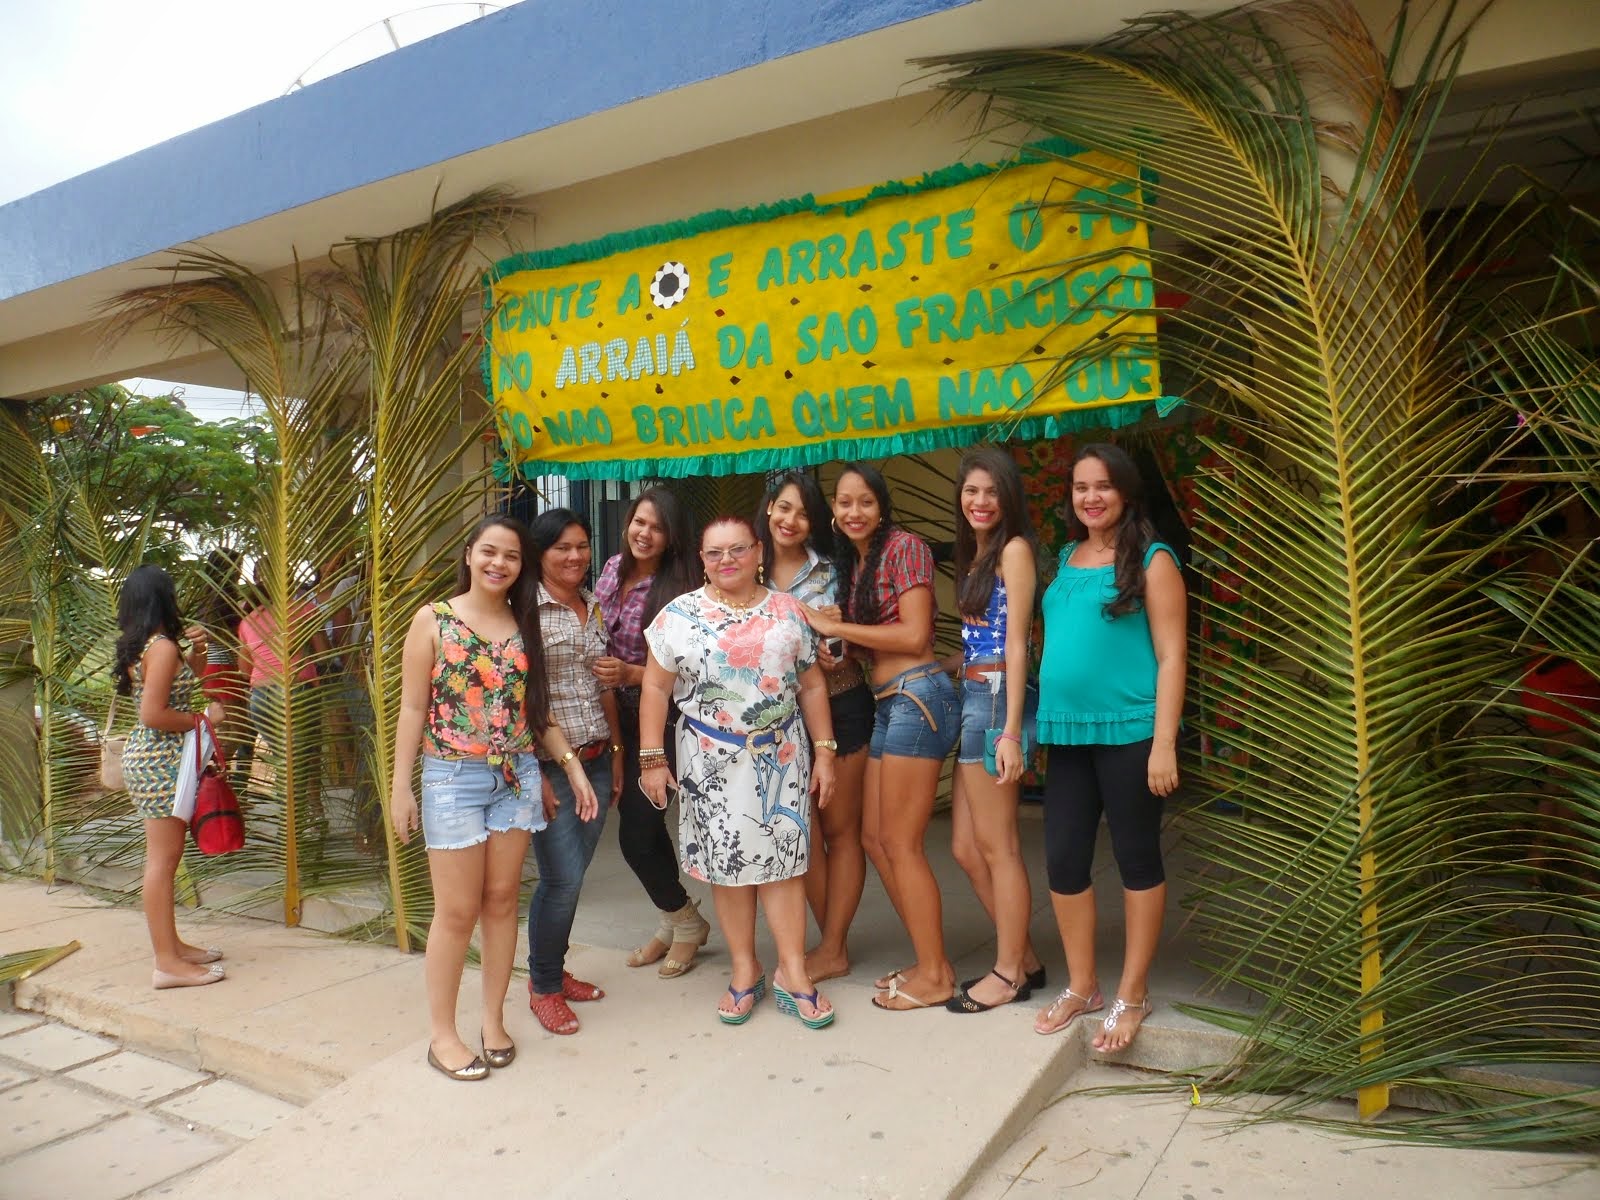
xmin=92 ymin=190 xmax=522 ymax=944
xmin=929 ymin=0 xmax=1597 ymax=1142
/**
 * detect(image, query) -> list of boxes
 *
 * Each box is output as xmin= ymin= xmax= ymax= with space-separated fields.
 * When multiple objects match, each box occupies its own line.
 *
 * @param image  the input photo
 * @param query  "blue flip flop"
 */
xmin=773 ymin=977 xmax=835 ymax=1029
xmin=718 ymin=974 xmax=767 ymax=1025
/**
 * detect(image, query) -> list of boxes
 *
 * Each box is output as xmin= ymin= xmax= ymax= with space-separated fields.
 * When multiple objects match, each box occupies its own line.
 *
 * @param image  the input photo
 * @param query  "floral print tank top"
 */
xmin=423 ymin=602 xmax=533 ymax=758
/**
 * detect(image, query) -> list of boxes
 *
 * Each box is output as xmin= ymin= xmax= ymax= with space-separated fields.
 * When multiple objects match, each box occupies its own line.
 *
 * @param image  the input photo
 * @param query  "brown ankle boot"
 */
xmin=658 ymin=898 xmax=711 ymax=978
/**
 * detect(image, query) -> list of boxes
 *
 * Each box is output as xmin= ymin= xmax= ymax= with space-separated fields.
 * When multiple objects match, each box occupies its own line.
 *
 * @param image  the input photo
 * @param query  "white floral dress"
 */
xmin=645 ymin=588 xmax=818 ymax=885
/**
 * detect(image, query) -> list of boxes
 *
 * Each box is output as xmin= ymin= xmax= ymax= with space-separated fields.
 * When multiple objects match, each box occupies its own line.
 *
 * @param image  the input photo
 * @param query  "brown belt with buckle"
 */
xmin=963 ymin=660 xmax=1006 ymax=684
xmin=541 ymin=738 xmax=609 ymax=765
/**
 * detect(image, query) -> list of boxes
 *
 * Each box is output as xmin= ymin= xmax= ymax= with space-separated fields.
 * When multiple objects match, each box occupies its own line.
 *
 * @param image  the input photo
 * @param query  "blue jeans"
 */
xmin=526 ymin=755 xmax=612 ymax=992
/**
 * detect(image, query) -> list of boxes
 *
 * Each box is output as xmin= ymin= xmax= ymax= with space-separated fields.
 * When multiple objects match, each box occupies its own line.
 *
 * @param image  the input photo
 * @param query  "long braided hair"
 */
xmin=830 ymin=462 xmax=897 ymax=626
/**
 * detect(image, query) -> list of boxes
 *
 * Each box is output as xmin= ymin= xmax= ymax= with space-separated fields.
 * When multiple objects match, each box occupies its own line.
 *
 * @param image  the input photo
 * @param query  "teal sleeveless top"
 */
xmin=1037 ymin=541 xmax=1177 ymax=746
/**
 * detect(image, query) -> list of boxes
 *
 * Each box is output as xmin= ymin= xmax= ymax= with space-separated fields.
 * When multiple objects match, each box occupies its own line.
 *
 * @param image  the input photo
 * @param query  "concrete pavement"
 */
xmin=0 ymin=1008 xmax=298 ymax=1200
xmin=3 ymin=809 xmax=1595 ymax=1197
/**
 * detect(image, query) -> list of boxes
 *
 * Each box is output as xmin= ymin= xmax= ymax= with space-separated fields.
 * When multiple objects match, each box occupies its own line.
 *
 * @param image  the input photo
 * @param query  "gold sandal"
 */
xmin=625 ymin=911 xmax=675 ymax=968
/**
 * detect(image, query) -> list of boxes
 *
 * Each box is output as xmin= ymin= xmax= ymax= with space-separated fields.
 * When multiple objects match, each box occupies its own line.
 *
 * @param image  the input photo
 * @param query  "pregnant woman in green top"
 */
xmin=1033 ymin=444 xmax=1187 ymax=1053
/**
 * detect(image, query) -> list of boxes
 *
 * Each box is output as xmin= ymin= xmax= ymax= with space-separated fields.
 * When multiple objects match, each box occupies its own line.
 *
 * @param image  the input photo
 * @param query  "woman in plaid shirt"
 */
xmin=525 ymin=509 xmax=625 ymax=1035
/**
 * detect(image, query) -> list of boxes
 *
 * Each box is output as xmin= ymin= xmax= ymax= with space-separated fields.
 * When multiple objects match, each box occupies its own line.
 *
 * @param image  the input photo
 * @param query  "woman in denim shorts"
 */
xmin=391 ymin=515 xmax=598 ymax=1081
xmin=802 ymin=462 xmax=960 ymax=1011
xmin=945 ymin=446 xmax=1046 ymax=1014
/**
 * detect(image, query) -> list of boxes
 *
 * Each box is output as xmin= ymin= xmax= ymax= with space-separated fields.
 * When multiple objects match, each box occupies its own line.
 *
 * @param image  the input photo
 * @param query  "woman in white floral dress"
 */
xmin=640 ymin=515 xmax=838 ymax=1028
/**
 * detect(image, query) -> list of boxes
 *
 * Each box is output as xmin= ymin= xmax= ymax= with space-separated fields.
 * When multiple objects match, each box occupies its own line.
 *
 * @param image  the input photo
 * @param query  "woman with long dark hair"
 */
xmin=524 ymin=508 xmax=622 ymax=1035
xmin=801 ymin=462 xmax=961 ymax=1011
xmin=757 ymin=471 xmax=874 ymax=983
xmin=114 ymin=564 xmax=228 ymax=989
xmin=946 ymin=446 xmax=1045 ymax=1012
xmin=593 ymin=487 xmax=710 ymax=977
xmin=391 ymin=515 xmax=598 ymax=1080
xmin=1033 ymin=444 xmax=1186 ymax=1053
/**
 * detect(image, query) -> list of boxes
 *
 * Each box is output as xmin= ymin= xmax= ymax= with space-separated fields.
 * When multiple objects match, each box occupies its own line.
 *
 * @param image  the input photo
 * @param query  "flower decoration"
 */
xmin=650 ymin=261 xmax=690 ymax=309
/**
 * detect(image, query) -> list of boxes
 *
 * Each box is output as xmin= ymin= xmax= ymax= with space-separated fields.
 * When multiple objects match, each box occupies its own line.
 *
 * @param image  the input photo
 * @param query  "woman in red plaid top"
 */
xmin=802 ymin=462 xmax=962 ymax=1011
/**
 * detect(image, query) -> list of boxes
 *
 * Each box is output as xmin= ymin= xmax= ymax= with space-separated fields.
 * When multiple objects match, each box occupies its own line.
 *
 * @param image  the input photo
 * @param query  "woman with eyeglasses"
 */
xmin=593 ymin=487 xmax=709 ymax=977
xmin=639 ymin=516 xmax=838 ymax=1028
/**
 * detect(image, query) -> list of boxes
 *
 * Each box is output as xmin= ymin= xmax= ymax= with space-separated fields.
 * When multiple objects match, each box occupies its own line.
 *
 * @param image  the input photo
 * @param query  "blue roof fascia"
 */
xmin=0 ymin=0 xmax=976 ymax=303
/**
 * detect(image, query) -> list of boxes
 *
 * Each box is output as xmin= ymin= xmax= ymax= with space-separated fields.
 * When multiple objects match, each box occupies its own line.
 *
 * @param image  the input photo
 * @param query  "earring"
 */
xmin=758 ymin=563 xmax=766 ymax=584
xmin=704 ymin=572 xmax=712 ymax=587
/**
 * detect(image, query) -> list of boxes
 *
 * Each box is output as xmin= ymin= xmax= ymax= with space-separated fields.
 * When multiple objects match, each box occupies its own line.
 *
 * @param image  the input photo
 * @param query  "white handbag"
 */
xmin=99 ymin=693 xmax=127 ymax=791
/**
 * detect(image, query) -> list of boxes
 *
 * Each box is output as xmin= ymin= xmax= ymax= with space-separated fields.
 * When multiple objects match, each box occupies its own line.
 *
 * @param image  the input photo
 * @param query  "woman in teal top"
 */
xmin=1032 ymin=444 xmax=1187 ymax=1055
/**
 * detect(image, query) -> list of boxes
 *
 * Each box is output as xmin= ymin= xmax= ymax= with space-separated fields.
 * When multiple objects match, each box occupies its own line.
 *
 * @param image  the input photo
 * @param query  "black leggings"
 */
xmin=1043 ymin=739 xmax=1166 ymax=895
xmin=617 ymin=696 xmax=690 ymax=913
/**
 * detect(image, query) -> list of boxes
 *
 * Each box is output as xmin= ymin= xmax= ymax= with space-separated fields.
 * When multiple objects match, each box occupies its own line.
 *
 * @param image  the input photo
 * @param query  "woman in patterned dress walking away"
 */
xmin=639 ymin=516 xmax=839 ymax=1027
xmin=390 ymin=515 xmax=598 ymax=1081
xmin=113 ymin=565 xmax=228 ymax=990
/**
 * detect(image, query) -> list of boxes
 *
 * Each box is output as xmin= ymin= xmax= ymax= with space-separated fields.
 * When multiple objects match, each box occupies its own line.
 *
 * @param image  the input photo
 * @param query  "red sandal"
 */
xmin=529 ymin=988 xmax=579 ymax=1035
xmin=562 ymin=971 xmax=604 ymax=1002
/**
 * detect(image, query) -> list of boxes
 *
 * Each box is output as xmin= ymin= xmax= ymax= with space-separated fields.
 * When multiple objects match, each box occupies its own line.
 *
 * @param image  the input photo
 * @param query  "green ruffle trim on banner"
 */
xmin=483 ymin=137 xmax=1091 ymax=284
xmin=507 ymin=395 xmax=1179 ymax=482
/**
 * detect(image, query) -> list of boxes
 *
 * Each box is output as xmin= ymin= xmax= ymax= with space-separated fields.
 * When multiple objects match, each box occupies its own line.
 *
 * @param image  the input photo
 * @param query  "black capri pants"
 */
xmin=1043 ymin=739 xmax=1166 ymax=895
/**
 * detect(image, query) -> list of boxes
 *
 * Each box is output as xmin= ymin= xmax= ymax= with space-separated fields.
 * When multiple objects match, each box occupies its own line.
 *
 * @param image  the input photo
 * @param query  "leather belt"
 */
xmin=826 ymin=658 xmax=866 ymax=697
xmin=682 ymin=714 xmax=792 ymax=754
xmin=963 ymin=660 xmax=1006 ymax=684
xmin=872 ymin=662 xmax=946 ymax=728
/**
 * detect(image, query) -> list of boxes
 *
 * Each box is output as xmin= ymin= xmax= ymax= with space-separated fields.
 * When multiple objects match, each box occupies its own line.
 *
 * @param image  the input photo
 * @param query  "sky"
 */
xmin=0 ymin=0 xmax=507 ymax=417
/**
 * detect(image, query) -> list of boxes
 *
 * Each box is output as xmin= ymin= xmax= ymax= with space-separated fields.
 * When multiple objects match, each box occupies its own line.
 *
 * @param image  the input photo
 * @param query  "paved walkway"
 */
xmin=3 ymin=810 xmax=1595 ymax=1197
xmin=0 ymin=1009 xmax=298 ymax=1200
xmin=966 ymin=1065 xmax=1600 ymax=1199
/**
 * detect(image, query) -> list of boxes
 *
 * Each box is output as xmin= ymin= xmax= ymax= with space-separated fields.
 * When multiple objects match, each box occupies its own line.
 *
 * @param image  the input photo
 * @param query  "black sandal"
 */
xmin=944 ymin=969 xmax=1021 ymax=1014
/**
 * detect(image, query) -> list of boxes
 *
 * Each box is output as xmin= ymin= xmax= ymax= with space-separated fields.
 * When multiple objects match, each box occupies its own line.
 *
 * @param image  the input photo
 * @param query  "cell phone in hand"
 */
xmin=825 ymin=638 xmax=845 ymax=658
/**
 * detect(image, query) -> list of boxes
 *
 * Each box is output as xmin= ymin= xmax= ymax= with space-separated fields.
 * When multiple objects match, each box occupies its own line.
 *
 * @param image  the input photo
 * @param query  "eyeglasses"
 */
xmin=701 ymin=543 xmax=756 ymax=563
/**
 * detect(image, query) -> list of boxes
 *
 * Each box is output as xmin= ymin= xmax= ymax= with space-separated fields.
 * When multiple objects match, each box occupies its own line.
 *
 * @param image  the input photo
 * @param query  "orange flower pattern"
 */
xmin=644 ymin=588 xmax=817 ymax=885
xmin=423 ymin=602 xmax=533 ymax=759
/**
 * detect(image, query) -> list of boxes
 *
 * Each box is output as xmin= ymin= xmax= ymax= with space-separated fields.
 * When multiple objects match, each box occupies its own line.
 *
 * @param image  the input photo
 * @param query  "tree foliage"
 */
xmin=38 ymin=383 xmax=276 ymax=554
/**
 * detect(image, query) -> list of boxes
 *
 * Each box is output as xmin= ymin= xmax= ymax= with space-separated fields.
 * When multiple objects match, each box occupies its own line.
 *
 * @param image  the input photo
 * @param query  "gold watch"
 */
xmin=556 ymin=748 xmax=578 ymax=767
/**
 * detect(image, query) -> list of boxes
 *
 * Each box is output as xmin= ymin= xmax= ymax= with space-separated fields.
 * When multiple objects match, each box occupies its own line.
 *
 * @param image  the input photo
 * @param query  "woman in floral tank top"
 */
xmin=391 ymin=515 xmax=598 ymax=1082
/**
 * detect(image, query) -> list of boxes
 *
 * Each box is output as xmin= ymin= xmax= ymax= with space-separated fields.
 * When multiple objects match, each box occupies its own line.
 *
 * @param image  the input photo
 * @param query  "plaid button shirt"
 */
xmin=595 ymin=553 xmax=653 ymax=666
xmin=537 ymin=583 xmax=611 ymax=748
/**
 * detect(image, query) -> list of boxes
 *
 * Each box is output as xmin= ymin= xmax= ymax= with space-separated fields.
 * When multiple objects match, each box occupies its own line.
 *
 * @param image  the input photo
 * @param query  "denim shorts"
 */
xmin=869 ymin=665 xmax=960 ymax=761
xmin=420 ymin=753 xmax=546 ymax=851
xmin=957 ymin=670 xmax=1039 ymax=764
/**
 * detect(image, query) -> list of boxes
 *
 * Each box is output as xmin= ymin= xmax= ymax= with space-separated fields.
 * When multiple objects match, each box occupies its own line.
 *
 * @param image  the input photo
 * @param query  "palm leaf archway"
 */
xmin=929 ymin=0 xmax=1599 ymax=1141
xmin=105 ymin=191 xmax=522 ymax=945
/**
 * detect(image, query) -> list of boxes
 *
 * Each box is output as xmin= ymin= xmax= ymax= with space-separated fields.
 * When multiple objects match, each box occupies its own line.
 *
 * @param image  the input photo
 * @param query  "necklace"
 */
xmin=711 ymin=584 xmax=761 ymax=614
xmin=1092 ymin=538 xmax=1116 ymax=554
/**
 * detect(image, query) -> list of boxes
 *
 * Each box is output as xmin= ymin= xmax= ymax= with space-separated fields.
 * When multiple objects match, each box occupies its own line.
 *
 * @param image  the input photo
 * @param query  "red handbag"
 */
xmin=191 ymin=717 xmax=245 ymax=855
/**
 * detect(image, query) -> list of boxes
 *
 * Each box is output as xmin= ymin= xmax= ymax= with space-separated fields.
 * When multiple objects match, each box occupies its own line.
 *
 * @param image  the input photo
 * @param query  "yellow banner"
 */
xmin=485 ymin=147 xmax=1164 ymax=479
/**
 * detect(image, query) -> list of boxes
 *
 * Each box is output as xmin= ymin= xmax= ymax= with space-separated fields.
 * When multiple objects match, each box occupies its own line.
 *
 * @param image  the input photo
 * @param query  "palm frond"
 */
xmin=928 ymin=0 xmax=1599 ymax=1143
